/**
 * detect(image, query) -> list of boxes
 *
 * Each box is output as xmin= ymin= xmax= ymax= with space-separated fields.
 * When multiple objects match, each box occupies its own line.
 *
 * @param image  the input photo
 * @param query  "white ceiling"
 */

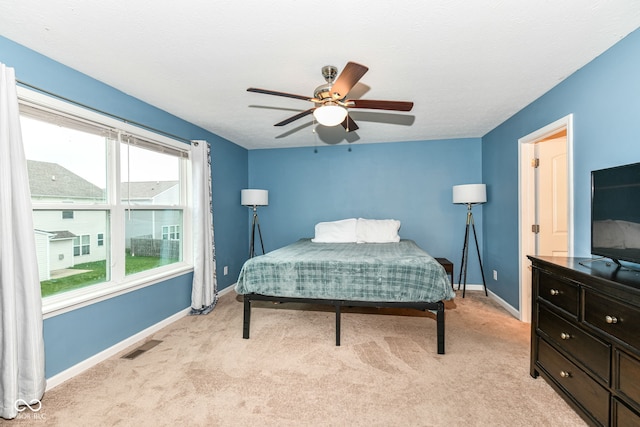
xmin=2 ymin=1 xmax=640 ymax=150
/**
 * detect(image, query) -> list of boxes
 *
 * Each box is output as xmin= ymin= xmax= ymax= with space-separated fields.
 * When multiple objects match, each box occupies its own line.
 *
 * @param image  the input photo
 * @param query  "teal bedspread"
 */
xmin=235 ymin=239 xmax=455 ymax=303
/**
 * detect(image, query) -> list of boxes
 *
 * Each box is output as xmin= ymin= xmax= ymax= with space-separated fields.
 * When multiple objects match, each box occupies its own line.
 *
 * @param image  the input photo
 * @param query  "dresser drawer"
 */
xmin=538 ymin=305 xmax=610 ymax=383
xmin=616 ymin=350 xmax=640 ymax=408
xmin=537 ymin=338 xmax=609 ymax=426
xmin=538 ymin=272 xmax=579 ymax=317
xmin=613 ymin=398 xmax=640 ymax=427
xmin=584 ymin=290 xmax=640 ymax=351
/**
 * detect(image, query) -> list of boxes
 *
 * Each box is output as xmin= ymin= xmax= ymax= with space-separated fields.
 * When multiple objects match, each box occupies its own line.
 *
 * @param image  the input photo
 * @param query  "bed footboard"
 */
xmin=242 ymin=294 xmax=446 ymax=354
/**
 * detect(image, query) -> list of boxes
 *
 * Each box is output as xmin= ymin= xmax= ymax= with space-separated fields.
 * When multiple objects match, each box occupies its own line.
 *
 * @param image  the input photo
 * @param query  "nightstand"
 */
xmin=435 ymin=258 xmax=454 ymax=289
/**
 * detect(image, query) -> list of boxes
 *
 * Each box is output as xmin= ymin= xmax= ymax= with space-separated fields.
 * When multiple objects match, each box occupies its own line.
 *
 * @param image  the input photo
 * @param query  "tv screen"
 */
xmin=591 ymin=162 xmax=640 ymax=265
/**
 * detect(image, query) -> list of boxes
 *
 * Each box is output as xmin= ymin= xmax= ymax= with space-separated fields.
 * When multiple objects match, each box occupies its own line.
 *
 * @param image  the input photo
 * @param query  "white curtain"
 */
xmin=0 ymin=64 xmax=46 ymax=419
xmin=190 ymin=140 xmax=218 ymax=315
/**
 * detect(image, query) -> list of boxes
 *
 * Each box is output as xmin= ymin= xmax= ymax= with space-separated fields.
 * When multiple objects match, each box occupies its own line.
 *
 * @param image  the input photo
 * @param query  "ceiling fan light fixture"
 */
xmin=313 ymin=103 xmax=347 ymax=127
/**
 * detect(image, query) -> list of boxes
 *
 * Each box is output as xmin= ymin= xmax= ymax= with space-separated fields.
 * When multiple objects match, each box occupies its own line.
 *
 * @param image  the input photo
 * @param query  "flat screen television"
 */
xmin=591 ymin=162 xmax=640 ymax=265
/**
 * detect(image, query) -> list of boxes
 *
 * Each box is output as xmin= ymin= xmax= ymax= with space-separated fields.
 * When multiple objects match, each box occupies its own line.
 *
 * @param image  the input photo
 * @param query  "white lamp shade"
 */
xmin=453 ymin=184 xmax=486 ymax=204
xmin=313 ymin=104 xmax=348 ymax=126
xmin=241 ymin=189 xmax=268 ymax=206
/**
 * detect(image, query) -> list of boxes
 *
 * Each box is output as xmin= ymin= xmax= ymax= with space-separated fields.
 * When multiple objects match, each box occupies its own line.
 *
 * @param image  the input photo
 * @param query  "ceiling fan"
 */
xmin=247 ymin=62 xmax=414 ymax=132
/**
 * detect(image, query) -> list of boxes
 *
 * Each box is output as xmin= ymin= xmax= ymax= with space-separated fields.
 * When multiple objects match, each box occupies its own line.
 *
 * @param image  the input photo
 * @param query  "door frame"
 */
xmin=518 ymin=114 xmax=574 ymax=322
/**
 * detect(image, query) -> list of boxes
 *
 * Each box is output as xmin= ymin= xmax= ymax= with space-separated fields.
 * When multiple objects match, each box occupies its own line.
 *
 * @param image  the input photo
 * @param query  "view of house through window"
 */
xmin=20 ymin=99 xmax=189 ymax=300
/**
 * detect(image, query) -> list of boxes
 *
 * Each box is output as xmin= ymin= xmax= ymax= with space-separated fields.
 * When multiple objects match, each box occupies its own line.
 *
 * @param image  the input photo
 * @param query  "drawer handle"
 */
xmin=560 ymin=332 xmax=571 ymax=340
xmin=560 ymin=371 xmax=571 ymax=378
xmin=550 ymin=289 xmax=560 ymax=296
xmin=605 ymin=315 xmax=618 ymax=324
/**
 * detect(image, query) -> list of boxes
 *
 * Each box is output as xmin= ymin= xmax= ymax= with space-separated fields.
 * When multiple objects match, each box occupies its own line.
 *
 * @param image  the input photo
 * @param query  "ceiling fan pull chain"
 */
xmin=312 ymin=117 xmax=319 ymax=153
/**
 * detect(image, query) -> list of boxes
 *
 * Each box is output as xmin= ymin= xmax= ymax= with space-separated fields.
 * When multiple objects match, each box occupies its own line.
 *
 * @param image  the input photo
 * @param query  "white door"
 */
xmin=518 ymin=114 xmax=573 ymax=323
xmin=535 ymin=131 xmax=568 ymax=257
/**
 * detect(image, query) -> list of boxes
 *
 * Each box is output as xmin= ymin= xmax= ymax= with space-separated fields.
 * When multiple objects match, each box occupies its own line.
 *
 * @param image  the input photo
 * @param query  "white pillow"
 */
xmin=593 ymin=220 xmax=625 ymax=249
xmin=311 ymin=218 xmax=358 ymax=243
xmin=356 ymin=218 xmax=401 ymax=243
xmin=618 ymin=220 xmax=640 ymax=249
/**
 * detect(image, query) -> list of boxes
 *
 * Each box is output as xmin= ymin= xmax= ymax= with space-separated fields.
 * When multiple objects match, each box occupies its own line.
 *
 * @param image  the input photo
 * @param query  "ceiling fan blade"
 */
xmin=330 ymin=62 xmax=369 ymax=100
xmin=348 ymin=99 xmax=414 ymax=111
xmin=341 ymin=115 xmax=359 ymax=132
xmin=247 ymin=88 xmax=313 ymax=102
xmin=274 ymin=108 xmax=315 ymax=126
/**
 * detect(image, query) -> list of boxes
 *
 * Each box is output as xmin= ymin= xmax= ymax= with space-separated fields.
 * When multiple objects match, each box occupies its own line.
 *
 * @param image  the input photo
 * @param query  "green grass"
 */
xmin=40 ymin=254 xmax=179 ymax=297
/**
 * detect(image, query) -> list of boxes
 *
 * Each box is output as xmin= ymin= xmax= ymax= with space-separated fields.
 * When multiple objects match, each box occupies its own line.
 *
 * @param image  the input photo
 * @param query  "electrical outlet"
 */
xmin=223 ymin=266 xmax=228 ymax=276
xmin=493 ymin=270 xmax=498 ymax=280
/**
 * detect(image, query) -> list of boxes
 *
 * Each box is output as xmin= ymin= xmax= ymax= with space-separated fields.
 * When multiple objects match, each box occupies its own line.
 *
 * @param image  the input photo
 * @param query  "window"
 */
xmin=19 ymin=88 xmax=192 ymax=311
xmin=73 ymin=234 xmax=91 ymax=256
xmin=162 ymin=225 xmax=181 ymax=240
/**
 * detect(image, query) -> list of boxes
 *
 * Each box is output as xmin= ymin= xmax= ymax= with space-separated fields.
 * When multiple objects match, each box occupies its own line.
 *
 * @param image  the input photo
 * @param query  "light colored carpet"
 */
xmin=5 ymin=290 xmax=587 ymax=426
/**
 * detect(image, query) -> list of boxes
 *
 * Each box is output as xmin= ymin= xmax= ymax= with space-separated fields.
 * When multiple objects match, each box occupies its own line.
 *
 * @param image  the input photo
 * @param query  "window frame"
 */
xmin=18 ymin=87 xmax=194 ymax=318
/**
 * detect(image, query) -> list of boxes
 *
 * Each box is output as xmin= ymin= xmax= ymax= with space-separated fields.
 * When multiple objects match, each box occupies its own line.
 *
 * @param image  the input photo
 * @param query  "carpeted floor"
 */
xmin=4 ymin=290 xmax=587 ymax=426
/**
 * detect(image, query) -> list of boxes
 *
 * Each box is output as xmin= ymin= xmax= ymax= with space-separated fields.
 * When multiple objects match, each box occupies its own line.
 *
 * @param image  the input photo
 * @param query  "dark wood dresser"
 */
xmin=529 ymin=256 xmax=640 ymax=426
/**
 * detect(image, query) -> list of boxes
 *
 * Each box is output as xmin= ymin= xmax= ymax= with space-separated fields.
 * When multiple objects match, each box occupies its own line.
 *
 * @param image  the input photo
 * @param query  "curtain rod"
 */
xmin=16 ymin=79 xmax=194 ymax=145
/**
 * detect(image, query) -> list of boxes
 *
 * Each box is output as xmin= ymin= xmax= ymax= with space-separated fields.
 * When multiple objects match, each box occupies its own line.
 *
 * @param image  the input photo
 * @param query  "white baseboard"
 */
xmin=454 ymin=283 xmax=485 ymax=292
xmin=218 ymin=283 xmax=236 ymax=296
xmin=487 ymin=289 xmax=521 ymax=319
xmin=456 ymin=284 xmax=521 ymax=320
xmin=46 ymin=285 xmax=238 ymax=390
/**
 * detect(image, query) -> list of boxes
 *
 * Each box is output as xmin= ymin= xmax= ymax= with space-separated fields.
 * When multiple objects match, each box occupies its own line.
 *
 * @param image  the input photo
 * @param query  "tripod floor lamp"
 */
xmin=241 ymin=189 xmax=268 ymax=258
xmin=453 ymin=184 xmax=488 ymax=298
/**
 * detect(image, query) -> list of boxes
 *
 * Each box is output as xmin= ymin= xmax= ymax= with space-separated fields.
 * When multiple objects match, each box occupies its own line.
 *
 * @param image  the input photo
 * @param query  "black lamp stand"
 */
xmin=249 ymin=205 xmax=265 ymax=258
xmin=458 ymin=203 xmax=488 ymax=297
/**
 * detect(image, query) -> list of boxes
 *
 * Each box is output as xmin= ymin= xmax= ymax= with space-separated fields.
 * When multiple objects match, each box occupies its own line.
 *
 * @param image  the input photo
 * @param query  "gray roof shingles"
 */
xmin=27 ymin=160 xmax=104 ymax=199
xmin=27 ymin=160 xmax=177 ymax=200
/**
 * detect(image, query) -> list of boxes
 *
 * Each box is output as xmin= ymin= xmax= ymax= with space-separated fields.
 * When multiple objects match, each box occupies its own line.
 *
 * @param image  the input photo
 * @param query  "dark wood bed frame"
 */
xmin=242 ymin=293 xmax=446 ymax=354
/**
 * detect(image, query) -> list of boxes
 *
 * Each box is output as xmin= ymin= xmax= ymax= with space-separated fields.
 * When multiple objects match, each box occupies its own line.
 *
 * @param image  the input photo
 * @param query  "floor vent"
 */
xmin=121 ymin=339 xmax=162 ymax=360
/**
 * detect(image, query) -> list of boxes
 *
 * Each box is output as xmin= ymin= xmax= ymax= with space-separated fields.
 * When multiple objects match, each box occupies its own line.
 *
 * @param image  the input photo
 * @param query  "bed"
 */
xmin=235 ymin=219 xmax=455 ymax=354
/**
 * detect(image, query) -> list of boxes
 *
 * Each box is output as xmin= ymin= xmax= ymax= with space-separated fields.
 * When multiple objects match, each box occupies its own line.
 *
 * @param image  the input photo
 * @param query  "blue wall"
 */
xmin=482 ymin=28 xmax=640 ymax=309
xmin=248 ymin=138 xmax=485 ymax=282
xmin=0 ymin=36 xmax=248 ymax=377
